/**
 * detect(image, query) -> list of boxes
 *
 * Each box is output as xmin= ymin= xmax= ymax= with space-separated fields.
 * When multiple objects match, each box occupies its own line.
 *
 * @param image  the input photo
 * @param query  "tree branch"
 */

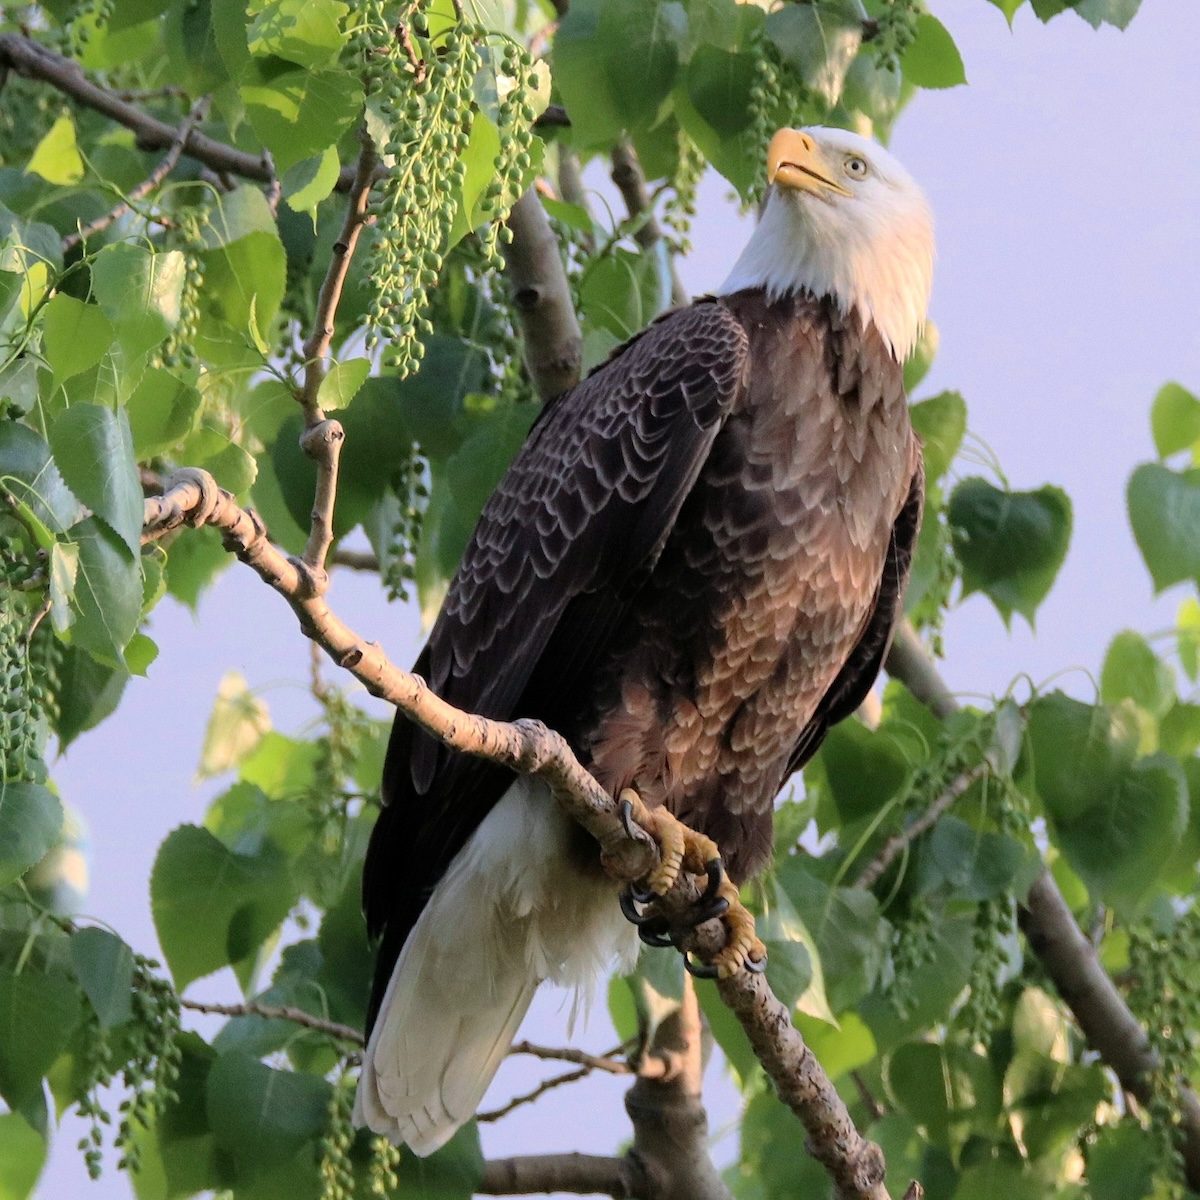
xmin=140 ymin=471 xmax=909 ymax=1199
xmin=510 ymin=1039 xmax=632 ymax=1076
xmin=179 ymin=998 xmax=363 ymax=1045
xmin=479 ymin=1153 xmax=646 ymax=1197
xmin=610 ymin=141 xmax=689 ymax=308
xmin=63 ymin=94 xmax=210 ymax=252
xmin=885 ymin=625 xmax=1200 ymax=1191
xmin=478 ymin=1065 xmax=593 ymax=1123
xmin=852 ymin=761 xmax=991 ymax=890
xmin=293 ymin=128 xmax=376 ymax=580
xmin=502 ymin=188 xmax=583 ymax=401
xmin=625 ymin=975 xmax=732 ymax=1200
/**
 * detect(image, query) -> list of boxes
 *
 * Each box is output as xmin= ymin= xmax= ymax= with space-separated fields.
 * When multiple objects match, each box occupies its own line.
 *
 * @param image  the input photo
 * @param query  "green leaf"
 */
xmin=886 ymin=1041 xmax=1001 ymax=1148
xmin=246 ymin=0 xmax=347 ymax=68
xmin=281 ymin=146 xmax=341 ymax=214
xmin=0 ymin=1112 xmax=46 ymax=1200
xmin=151 ymin=824 xmax=298 ymax=989
xmin=1179 ymin=597 xmax=1200 ymax=681
xmin=901 ymin=15 xmax=966 ymax=89
xmin=242 ymin=68 xmax=362 ymax=173
xmin=25 ymin=113 xmax=85 ymax=184
xmin=397 ymin=1123 xmax=484 ymax=1200
xmin=0 ymin=782 xmax=63 ymax=888
xmin=951 ymin=1158 xmax=1042 ymax=1200
xmin=68 ymin=516 xmax=143 ymax=667
xmin=70 ymin=927 xmax=134 ymax=1028
xmin=0 ymin=970 xmax=83 ymax=1107
xmin=54 ymin=645 xmax=128 ymax=747
xmin=765 ymin=1 xmax=864 ymax=108
xmin=126 ymin=368 xmax=202 ymax=458
xmin=48 ymin=541 xmax=78 ymax=635
xmin=1071 ymin=0 xmax=1142 ymax=30
xmin=948 ymin=477 xmax=1072 ymax=625
xmin=91 ymin=244 xmax=185 ymax=362
xmin=317 ymin=358 xmax=370 ymax=412
xmin=580 ymin=247 xmax=671 ymax=340
xmin=164 ymin=525 xmax=232 ymax=608
xmin=809 ymin=717 xmax=910 ymax=828
xmin=49 ymin=404 xmax=143 ymax=557
xmin=1127 ymin=463 xmax=1200 ymax=592
xmin=912 ymin=816 xmax=1035 ymax=902
xmin=1100 ymin=630 xmax=1175 ymax=718
xmin=1028 ymin=694 xmax=1187 ymax=902
xmin=910 ymin=391 xmax=966 ymax=482
xmin=182 ymin=423 xmax=257 ymax=495
xmin=205 ymin=1051 xmax=329 ymax=1168
xmin=1002 ymin=1050 xmax=1108 ymax=1160
xmin=0 ymin=422 xmax=81 ymax=539
xmin=1149 ymin=381 xmax=1200 ymax=458
xmin=987 ymin=0 xmax=1026 ymax=24
xmin=1087 ymin=1122 xmax=1157 ymax=1200
xmin=41 ymin=294 xmax=114 ymax=385
xmin=199 ymin=671 xmax=271 ymax=778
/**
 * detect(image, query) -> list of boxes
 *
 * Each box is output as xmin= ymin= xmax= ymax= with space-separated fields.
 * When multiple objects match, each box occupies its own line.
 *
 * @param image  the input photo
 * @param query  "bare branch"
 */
xmin=509 ymin=1040 xmax=632 ymax=1076
xmin=502 ymin=188 xmax=583 ymax=401
xmin=610 ymin=141 xmax=689 ymax=308
xmin=63 ymin=95 xmax=210 ymax=252
xmin=477 ymin=1065 xmax=593 ymax=1123
xmin=331 ymin=547 xmax=380 ymax=572
xmin=180 ymin=998 xmax=363 ymax=1045
xmin=479 ymin=1153 xmax=645 ymax=1197
xmin=288 ymin=129 xmax=377 ymax=580
xmin=886 ymin=625 xmax=1200 ymax=1191
xmin=852 ymin=761 xmax=991 ymax=890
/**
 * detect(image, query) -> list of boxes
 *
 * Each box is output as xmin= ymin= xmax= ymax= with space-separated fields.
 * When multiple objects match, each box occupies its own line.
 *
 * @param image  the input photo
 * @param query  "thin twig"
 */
xmin=63 ymin=95 xmax=210 ymax=252
xmin=852 ymin=761 xmax=991 ymax=890
xmin=509 ymin=1040 xmax=631 ymax=1076
xmin=477 ymin=1066 xmax=592 ymax=1123
xmin=330 ymin=547 xmax=380 ymax=572
xmin=180 ymin=997 xmax=364 ymax=1045
xmin=294 ymin=128 xmax=377 ymax=580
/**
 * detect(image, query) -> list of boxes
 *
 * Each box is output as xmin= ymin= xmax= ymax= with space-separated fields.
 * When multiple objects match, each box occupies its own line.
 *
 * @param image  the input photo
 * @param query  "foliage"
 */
xmin=0 ymin=1 xmax=1190 ymax=1199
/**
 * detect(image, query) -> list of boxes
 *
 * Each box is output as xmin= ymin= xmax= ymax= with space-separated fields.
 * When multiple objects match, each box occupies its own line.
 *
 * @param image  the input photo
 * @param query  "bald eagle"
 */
xmin=355 ymin=127 xmax=934 ymax=1152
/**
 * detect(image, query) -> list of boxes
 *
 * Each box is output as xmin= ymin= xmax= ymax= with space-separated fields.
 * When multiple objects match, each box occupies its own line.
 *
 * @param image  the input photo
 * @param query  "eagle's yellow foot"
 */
xmin=616 ymin=790 xmax=767 ymax=979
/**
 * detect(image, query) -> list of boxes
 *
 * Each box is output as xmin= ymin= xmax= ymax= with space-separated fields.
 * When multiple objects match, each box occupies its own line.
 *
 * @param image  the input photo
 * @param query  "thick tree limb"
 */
xmin=479 ymin=1153 xmax=646 ymax=1197
xmin=62 ymin=94 xmax=210 ymax=252
xmin=885 ymin=625 xmax=1200 ymax=1190
xmin=625 ymin=976 xmax=731 ymax=1200
xmin=502 ymin=188 xmax=583 ymax=401
xmin=610 ymin=141 xmax=689 ymax=308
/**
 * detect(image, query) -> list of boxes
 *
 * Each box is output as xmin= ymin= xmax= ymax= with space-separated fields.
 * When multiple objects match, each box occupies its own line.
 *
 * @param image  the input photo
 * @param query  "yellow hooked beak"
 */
xmin=767 ymin=129 xmax=852 ymax=199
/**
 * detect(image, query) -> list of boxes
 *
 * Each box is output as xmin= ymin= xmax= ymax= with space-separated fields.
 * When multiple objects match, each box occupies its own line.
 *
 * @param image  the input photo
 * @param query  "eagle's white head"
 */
xmin=720 ymin=127 xmax=934 ymax=362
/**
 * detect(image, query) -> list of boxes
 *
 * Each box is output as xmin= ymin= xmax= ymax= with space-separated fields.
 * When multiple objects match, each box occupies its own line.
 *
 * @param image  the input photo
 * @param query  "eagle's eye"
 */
xmin=844 ymin=155 xmax=869 ymax=181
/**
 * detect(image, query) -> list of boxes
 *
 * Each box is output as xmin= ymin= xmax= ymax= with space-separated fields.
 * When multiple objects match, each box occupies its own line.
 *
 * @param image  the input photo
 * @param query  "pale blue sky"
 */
xmin=38 ymin=2 xmax=1200 ymax=1194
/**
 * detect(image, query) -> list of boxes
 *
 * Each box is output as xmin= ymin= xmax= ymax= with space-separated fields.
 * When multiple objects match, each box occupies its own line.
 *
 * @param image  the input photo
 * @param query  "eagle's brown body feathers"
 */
xmin=364 ymin=290 xmax=923 ymax=1028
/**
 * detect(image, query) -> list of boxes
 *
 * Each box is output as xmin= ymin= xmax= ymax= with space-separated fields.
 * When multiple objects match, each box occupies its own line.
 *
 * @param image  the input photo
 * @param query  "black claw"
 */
xmin=745 ymin=953 xmax=768 ymax=974
xmin=629 ymin=884 xmax=657 ymax=905
xmin=639 ymin=926 xmax=677 ymax=948
xmin=684 ymin=954 xmax=720 ymax=979
xmin=700 ymin=858 xmax=725 ymax=903
xmin=619 ymin=796 xmax=638 ymax=840
xmin=619 ymin=888 xmax=651 ymax=926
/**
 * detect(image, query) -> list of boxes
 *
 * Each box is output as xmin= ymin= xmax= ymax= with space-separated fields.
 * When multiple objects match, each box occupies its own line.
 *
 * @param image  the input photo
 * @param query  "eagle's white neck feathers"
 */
xmin=719 ymin=130 xmax=934 ymax=362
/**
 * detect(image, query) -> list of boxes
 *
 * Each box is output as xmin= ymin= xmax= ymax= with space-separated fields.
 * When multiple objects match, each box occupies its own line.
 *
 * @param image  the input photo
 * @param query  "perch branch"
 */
xmin=502 ymin=188 xmax=583 ymax=401
xmin=610 ymin=141 xmax=689 ymax=308
xmin=884 ymin=624 xmax=1200 ymax=1191
xmin=479 ymin=1153 xmax=646 ymax=1197
xmin=63 ymin=95 xmax=210 ymax=252
xmin=141 ymin=472 xmax=910 ymax=1200
xmin=509 ymin=1040 xmax=632 ymax=1076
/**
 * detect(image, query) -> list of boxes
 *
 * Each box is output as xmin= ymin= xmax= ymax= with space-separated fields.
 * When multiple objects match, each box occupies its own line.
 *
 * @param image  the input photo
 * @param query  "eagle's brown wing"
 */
xmin=363 ymin=302 xmax=749 ymax=1025
xmin=782 ymin=448 xmax=925 ymax=777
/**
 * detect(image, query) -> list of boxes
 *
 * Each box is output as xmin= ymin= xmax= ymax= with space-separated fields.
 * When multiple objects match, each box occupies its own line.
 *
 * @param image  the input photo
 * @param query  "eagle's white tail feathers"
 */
xmin=354 ymin=778 xmax=638 ymax=1156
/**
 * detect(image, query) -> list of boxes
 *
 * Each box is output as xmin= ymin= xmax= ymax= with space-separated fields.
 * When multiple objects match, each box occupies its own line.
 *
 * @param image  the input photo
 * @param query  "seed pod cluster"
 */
xmin=367 ymin=17 xmax=480 ymax=377
xmin=382 ymin=444 xmax=428 ymax=603
xmin=872 ymin=0 xmax=921 ymax=73
xmin=663 ymin=131 xmax=705 ymax=256
xmin=159 ymin=206 xmax=208 ymax=370
xmin=318 ymin=1072 xmax=357 ymax=1200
